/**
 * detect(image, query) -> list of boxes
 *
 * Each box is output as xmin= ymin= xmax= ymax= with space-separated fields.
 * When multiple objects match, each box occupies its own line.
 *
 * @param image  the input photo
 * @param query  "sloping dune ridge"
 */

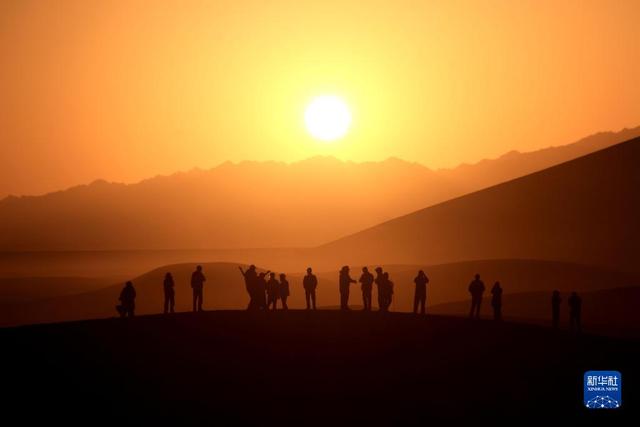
xmin=315 ymin=137 xmax=640 ymax=273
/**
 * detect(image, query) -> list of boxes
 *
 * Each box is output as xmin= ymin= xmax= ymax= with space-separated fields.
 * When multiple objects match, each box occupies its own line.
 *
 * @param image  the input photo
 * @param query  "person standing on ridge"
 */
xmin=256 ymin=271 xmax=270 ymax=310
xmin=266 ymin=272 xmax=280 ymax=310
xmin=382 ymin=272 xmax=394 ymax=312
xmin=413 ymin=270 xmax=429 ymax=315
xmin=239 ymin=265 xmax=259 ymax=310
xmin=491 ymin=281 xmax=503 ymax=321
xmin=163 ymin=272 xmax=175 ymax=314
xmin=279 ymin=273 xmax=290 ymax=310
xmin=359 ymin=267 xmax=374 ymax=311
xmin=551 ymin=290 xmax=561 ymax=329
xmin=190 ymin=265 xmax=206 ymax=312
xmin=374 ymin=267 xmax=385 ymax=311
xmin=339 ymin=266 xmax=356 ymax=310
xmin=303 ymin=267 xmax=318 ymax=310
xmin=468 ymin=274 xmax=485 ymax=319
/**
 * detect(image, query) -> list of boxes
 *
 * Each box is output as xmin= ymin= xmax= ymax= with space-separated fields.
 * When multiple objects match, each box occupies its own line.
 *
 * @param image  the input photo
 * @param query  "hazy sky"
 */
xmin=1 ymin=0 xmax=639 ymax=197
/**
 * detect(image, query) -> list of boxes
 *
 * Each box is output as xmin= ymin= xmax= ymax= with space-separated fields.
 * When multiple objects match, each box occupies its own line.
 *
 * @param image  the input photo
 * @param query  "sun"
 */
xmin=304 ymin=95 xmax=352 ymax=142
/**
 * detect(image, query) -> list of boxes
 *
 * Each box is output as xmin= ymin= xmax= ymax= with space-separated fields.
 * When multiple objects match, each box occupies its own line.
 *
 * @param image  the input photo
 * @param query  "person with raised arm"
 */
xmin=239 ymin=265 xmax=259 ymax=310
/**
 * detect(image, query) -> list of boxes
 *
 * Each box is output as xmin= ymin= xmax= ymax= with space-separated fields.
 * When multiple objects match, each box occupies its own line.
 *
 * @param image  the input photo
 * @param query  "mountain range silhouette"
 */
xmin=1 ymin=126 xmax=638 ymax=251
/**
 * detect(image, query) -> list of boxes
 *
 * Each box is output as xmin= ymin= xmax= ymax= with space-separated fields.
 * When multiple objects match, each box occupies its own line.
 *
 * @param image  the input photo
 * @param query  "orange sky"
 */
xmin=1 ymin=0 xmax=638 ymax=198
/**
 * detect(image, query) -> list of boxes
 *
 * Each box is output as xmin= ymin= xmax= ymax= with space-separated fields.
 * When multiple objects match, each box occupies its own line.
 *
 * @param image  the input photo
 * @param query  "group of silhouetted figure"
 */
xmin=466 ymin=273 xmax=582 ymax=332
xmin=239 ymin=265 xmax=398 ymax=312
xmin=115 ymin=266 xmax=583 ymax=333
xmin=239 ymin=265 xmax=290 ymax=310
xmin=345 ymin=266 xmax=396 ymax=311
xmin=116 ymin=265 xmax=207 ymax=317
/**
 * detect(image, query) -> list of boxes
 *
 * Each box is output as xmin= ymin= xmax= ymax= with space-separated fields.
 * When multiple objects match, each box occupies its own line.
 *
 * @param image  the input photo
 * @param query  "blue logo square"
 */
xmin=584 ymin=371 xmax=622 ymax=409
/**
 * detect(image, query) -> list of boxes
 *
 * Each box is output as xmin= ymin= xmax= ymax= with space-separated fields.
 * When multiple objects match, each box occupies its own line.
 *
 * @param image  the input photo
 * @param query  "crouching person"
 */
xmin=117 ymin=281 xmax=136 ymax=318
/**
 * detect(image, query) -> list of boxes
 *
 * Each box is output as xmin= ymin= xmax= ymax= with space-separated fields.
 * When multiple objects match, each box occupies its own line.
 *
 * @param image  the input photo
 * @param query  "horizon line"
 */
xmin=2 ymin=125 xmax=638 ymax=200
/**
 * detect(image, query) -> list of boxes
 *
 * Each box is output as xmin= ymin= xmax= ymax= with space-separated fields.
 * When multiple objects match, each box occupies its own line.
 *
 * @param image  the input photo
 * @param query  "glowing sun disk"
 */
xmin=304 ymin=95 xmax=352 ymax=142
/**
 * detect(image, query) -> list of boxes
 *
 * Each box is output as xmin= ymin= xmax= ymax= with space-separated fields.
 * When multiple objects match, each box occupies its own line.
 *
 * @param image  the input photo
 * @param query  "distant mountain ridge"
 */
xmin=0 ymin=126 xmax=638 ymax=251
xmin=437 ymin=126 xmax=640 ymax=190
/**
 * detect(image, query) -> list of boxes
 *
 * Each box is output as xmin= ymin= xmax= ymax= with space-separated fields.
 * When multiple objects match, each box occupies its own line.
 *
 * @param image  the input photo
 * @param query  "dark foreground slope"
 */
xmin=429 ymin=287 xmax=640 ymax=339
xmin=2 ymin=311 xmax=637 ymax=424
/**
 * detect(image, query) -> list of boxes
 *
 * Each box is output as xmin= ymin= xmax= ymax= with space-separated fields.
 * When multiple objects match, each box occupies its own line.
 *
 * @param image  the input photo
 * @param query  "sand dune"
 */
xmin=0 ymin=276 xmax=116 ymax=303
xmin=317 ymin=136 xmax=640 ymax=273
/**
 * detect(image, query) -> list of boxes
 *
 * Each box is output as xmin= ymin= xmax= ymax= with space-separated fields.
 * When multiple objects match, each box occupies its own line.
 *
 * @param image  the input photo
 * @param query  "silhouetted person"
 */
xmin=303 ymin=267 xmax=318 ymax=310
xmin=239 ymin=265 xmax=259 ymax=310
xmin=117 ymin=281 xmax=136 ymax=318
xmin=163 ymin=272 xmax=175 ymax=314
xmin=551 ymin=290 xmax=561 ymax=329
xmin=279 ymin=273 xmax=290 ymax=310
xmin=413 ymin=270 xmax=429 ymax=315
xmin=568 ymin=291 xmax=582 ymax=333
xmin=339 ymin=266 xmax=356 ymax=310
xmin=381 ymin=272 xmax=394 ymax=311
xmin=468 ymin=274 xmax=485 ymax=319
xmin=256 ymin=271 xmax=270 ymax=310
xmin=374 ymin=267 xmax=385 ymax=311
xmin=191 ymin=265 xmax=206 ymax=312
xmin=491 ymin=281 xmax=502 ymax=321
xmin=267 ymin=272 xmax=280 ymax=310
xmin=359 ymin=267 xmax=374 ymax=311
